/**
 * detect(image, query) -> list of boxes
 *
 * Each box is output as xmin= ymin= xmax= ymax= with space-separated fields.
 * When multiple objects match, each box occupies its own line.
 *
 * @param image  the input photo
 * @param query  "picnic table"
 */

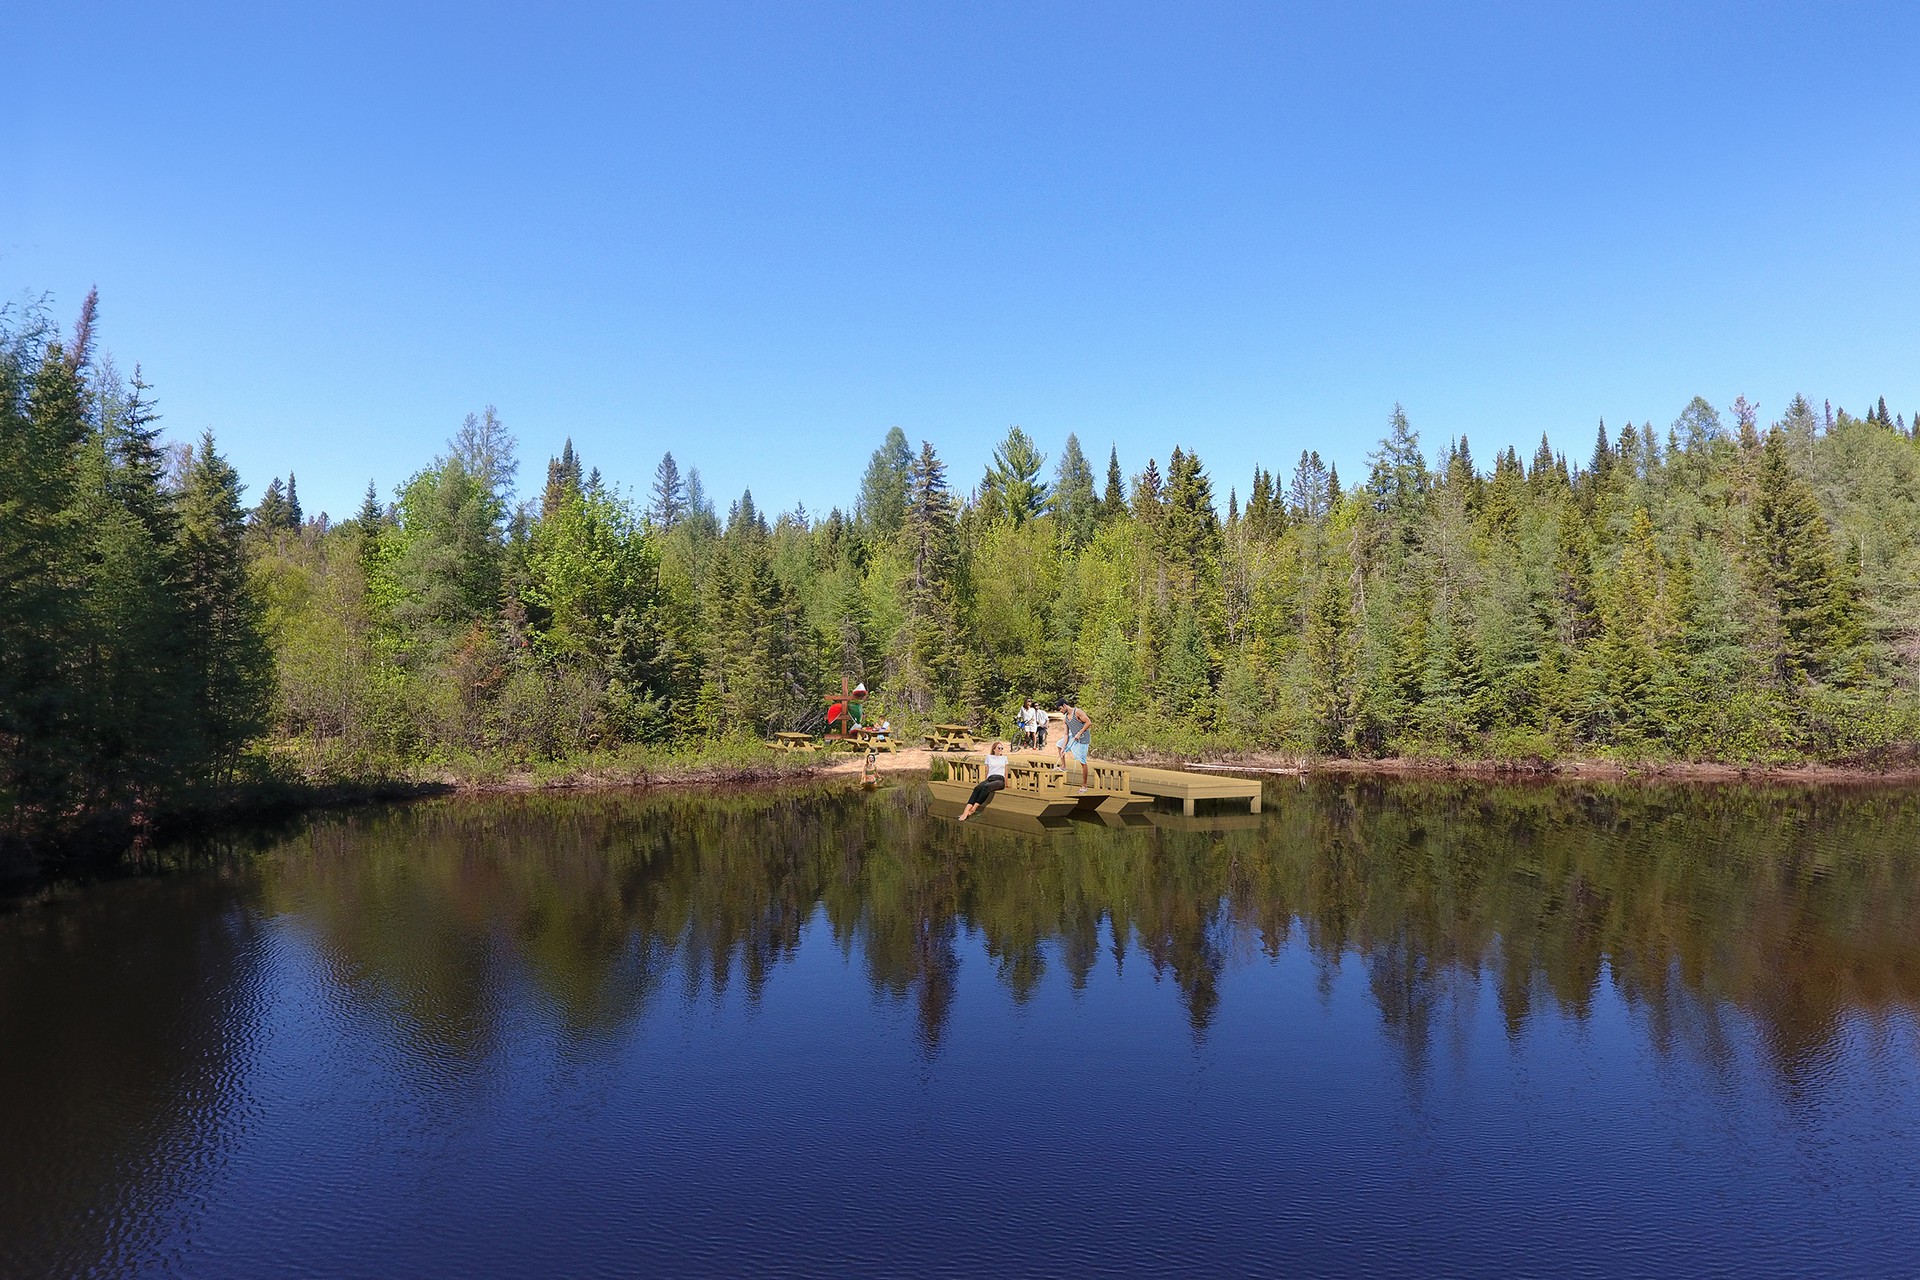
xmin=923 ymin=723 xmax=976 ymax=752
xmin=765 ymin=731 xmax=817 ymax=753
xmin=846 ymin=725 xmax=899 ymax=753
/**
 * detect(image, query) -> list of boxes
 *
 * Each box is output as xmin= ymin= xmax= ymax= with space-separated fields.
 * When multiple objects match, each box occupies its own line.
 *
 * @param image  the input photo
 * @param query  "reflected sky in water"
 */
xmin=4 ymin=779 xmax=1919 ymax=1277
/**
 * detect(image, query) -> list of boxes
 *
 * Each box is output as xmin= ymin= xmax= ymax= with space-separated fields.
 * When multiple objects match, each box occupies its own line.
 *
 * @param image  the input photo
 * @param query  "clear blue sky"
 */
xmin=10 ymin=2 xmax=1918 ymax=520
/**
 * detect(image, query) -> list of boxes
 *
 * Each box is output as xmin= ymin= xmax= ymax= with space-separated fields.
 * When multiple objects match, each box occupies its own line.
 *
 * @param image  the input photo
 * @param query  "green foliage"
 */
xmin=979 ymin=424 xmax=1049 ymax=525
xmin=13 ymin=286 xmax=1920 ymax=824
xmin=1 ymin=295 xmax=275 ymax=848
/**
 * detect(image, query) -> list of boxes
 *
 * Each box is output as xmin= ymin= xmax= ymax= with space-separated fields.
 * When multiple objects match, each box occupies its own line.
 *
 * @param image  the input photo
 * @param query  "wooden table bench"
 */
xmin=765 ymin=731 xmax=817 ymax=753
xmin=924 ymin=723 xmax=976 ymax=752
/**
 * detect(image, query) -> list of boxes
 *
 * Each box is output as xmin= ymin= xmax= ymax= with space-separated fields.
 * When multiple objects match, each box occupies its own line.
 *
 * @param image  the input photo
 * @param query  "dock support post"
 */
xmin=1250 ymin=793 xmax=1261 ymax=813
xmin=1182 ymin=797 xmax=1195 ymax=817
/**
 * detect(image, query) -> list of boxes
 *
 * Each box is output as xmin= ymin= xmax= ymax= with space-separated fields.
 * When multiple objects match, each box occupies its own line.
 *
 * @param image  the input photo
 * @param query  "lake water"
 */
xmin=3 ymin=779 xmax=1919 ymax=1278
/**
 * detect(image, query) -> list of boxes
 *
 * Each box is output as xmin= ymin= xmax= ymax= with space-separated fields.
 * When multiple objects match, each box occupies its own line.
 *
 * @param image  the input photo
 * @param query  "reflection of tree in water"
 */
xmin=253 ymin=779 xmax=1920 ymax=1082
xmin=0 ymin=870 xmax=265 ymax=1276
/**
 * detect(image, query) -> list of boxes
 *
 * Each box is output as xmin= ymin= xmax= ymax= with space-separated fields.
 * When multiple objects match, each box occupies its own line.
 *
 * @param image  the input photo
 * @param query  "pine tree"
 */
xmin=285 ymin=473 xmax=304 ymax=528
xmin=1051 ymin=433 xmax=1099 ymax=550
xmin=1101 ymin=446 xmax=1127 ymax=520
xmin=175 ymin=430 xmax=272 ymax=780
xmin=648 ymin=451 xmax=687 ymax=528
xmin=1366 ymin=405 xmax=1428 ymax=541
xmin=1 ymin=328 xmax=89 ymax=821
xmin=1304 ymin=565 xmax=1353 ymax=755
xmin=1159 ymin=448 xmax=1222 ymax=599
xmin=898 ymin=441 xmax=959 ymax=711
xmin=252 ymin=477 xmax=292 ymax=531
xmin=1132 ymin=458 xmax=1163 ymax=518
xmin=1288 ymin=450 xmax=1330 ymax=521
xmin=857 ymin=427 xmax=913 ymax=540
xmin=1158 ymin=607 xmax=1212 ymax=724
xmin=1750 ymin=428 xmax=1848 ymax=684
xmin=543 ymin=439 xmax=583 ymax=519
xmin=979 ymin=425 xmax=1049 ymax=525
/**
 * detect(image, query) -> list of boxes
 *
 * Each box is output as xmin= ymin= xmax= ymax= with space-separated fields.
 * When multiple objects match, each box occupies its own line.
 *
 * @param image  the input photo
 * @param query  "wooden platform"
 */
xmin=930 ymin=757 xmax=1081 ymax=819
xmin=926 ymin=796 xmax=1073 ymax=836
xmin=1119 ymin=764 xmax=1262 ymax=816
xmin=1006 ymin=753 xmax=1151 ymax=816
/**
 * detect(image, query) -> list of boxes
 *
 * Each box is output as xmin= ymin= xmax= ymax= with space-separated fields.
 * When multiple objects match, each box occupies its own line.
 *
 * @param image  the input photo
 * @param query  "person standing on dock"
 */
xmin=1057 ymin=701 xmax=1093 ymax=793
xmin=958 ymin=741 xmax=1010 ymax=820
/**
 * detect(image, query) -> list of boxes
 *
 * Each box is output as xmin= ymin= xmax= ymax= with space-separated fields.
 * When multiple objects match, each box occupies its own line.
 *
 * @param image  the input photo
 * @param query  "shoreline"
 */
xmin=439 ymin=744 xmax=1920 ymax=791
xmin=9 ymin=744 xmax=1919 ymax=886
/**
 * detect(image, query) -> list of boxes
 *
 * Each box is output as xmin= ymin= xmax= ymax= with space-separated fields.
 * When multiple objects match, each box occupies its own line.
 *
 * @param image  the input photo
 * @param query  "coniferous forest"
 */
xmin=6 ymin=294 xmax=1920 ymax=847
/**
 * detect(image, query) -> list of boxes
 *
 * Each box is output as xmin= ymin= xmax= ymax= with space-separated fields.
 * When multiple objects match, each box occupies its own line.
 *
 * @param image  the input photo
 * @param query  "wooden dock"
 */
xmin=935 ymin=752 xmax=1260 ymax=819
xmin=932 ymin=757 xmax=1081 ymax=819
xmin=1122 ymin=764 xmax=1263 ymax=816
xmin=926 ymin=796 xmax=1073 ymax=836
xmin=1004 ymin=753 xmax=1262 ymax=817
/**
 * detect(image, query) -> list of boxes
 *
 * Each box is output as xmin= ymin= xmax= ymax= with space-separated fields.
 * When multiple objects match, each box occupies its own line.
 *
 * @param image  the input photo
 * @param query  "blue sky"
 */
xmin=9 ymin=2 xmax=1918 ymax=520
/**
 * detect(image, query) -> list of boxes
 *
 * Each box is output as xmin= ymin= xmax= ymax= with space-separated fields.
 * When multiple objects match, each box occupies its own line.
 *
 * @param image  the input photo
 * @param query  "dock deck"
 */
xmin=958 ymin=753 xmax=1262 ymax=818
xmin=1124 ymin=764 xmax=1262 ymax=815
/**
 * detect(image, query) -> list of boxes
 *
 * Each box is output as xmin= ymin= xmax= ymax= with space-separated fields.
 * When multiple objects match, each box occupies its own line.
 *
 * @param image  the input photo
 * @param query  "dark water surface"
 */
xmin=4 ymin=780 xmax=1920 ymax=1278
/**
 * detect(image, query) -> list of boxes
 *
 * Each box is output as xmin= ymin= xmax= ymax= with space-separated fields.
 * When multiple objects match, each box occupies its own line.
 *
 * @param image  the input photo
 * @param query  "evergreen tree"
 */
xmin=0 ymin=324 xmax=89 ymax=823
xmin=648 ymin=451 xmax=687 ymax=528
xmin=175 ymin=430 xmax=272 ymax=780
xmin=898 ymin=441 xmax=959 ymax=710
xmin=543 ymin=439 xmax=583 ymax=519
xmin=856 ymin=427 xmax=913 ymax=540
xmin=253 ymin=477 xmax=293 ymax=531
xmin=355 ymin=480 xmax=384 ymax=528
xmin=1101 ymin=445 xmax=1127 ymax=519
xmin=1750 ymin=428 xmax=1849 ymax=684
xmin=1288 ymin=450 xmax=1330 ymax=521
xmin=285 ymin=473 xmax=304 ymax=528
xmin=1051 ymin=433 xmax=1099 ymax=551
xmin=1304 ymin=564 xmax=1354 ymax=755
xmin=979 ymin=425 xmax=1049 ymax=525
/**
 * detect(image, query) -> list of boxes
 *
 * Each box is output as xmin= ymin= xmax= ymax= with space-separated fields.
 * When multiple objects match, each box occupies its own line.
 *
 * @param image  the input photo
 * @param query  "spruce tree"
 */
xmin=355 ymin=480 xmax=384 ymax=528
xmin=1051 ymin=433 xmax=1099 ymax=550
xmin=856 ymin=427 xmax=913 ymax=540
xmin=175 ymin=430 xmax=272 ymax=780
xmin=1101 ymin=445 xmax=1127 ymax=520
xmin=1 ymin=332 xmax=89 ymax=821
xmin=898 ymin=441 xmax=959 ymax=711
xmin=1288 ymin=451 xmax=1330 ymax=521
xmin=543 ymin=439 xmax=583 ymax=519
xmin=253 ymin=477 xmax=292 ymax=531
xmin=1749 ymin=428 xmax=1845 ymax=684
xmin=648 ymin=451 xmax=687 ymax=528
xmin=1304 ymin=566 xmax=1353 ymax=755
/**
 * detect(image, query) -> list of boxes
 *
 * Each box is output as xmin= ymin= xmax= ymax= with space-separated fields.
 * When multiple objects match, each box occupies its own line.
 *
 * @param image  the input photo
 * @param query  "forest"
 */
xmin=5 ymin=292 xmax=1920 ymax=846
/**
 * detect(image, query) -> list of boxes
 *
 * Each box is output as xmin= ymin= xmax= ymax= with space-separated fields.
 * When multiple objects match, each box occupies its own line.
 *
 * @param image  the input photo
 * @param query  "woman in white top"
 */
xmin=959 ymin=741 xmax=1009 ymax=821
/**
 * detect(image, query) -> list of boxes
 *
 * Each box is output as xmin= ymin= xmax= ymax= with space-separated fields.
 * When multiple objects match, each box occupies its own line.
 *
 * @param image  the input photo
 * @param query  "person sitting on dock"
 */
xmin=958 ymin=741 xmax=1010 ymax=821
xmin=1057 ymin=701 xmax=1093 ymax=793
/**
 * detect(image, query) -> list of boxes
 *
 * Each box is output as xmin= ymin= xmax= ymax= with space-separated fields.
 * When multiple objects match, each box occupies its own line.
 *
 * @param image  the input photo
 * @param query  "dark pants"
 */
xmin=967 ymin=776 xmax=1005 ymax=806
